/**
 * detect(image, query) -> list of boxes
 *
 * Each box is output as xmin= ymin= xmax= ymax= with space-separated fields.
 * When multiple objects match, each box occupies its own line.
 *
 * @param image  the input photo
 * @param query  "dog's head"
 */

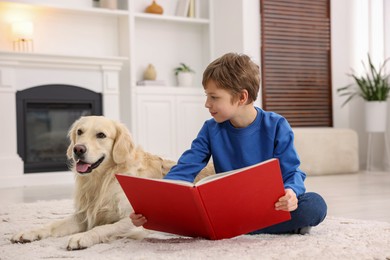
xmin=67 ymin=116 xmax=135 ymax=175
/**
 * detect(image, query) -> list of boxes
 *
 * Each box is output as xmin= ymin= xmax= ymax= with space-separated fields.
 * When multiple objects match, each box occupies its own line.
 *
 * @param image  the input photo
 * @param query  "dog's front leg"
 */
xmin=67 ymin=218 xmax=147 ymax=250
xmin=11 ymin=215 xmax=86 ymax=243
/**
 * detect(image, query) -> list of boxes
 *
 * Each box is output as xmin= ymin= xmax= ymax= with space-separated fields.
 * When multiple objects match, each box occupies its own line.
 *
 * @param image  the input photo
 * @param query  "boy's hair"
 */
xmin=202 ymin=53 xmax=260 ymax=104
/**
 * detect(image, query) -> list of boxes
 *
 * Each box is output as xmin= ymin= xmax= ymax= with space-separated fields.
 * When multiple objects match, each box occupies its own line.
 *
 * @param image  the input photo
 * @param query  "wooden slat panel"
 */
xmin=261 ymin=0 xmax=332 ymax=127
xmin=263 ymin=44 xmax=329 ymax=51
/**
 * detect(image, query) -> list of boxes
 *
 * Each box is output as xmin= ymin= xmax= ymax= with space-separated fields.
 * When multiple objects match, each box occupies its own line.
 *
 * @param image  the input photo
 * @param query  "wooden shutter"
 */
xmin=260 ymin=0 xmax=332 ymax=127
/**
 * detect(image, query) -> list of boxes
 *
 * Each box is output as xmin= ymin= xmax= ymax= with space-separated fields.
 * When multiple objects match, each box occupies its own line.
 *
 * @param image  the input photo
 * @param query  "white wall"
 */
xmin=212 ymin=0 xmax=244 ymax=58
xmin=331 ymin=0 xmax=353 ymax=128
xmin=331 ymin=0 xmax=368 ymax=168
xmin=212 ymin=0 xmax=260 ymax=62
xmin=385 ymin=0 xmax=390 ymax=170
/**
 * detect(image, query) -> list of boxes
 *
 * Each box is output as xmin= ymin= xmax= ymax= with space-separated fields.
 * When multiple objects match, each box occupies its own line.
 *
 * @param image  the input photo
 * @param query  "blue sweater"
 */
xmin=164 ymin=107 xmax=306 ymax=196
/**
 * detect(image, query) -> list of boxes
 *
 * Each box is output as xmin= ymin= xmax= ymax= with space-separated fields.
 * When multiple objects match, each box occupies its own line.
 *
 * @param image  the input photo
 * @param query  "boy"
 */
xmin=131 ymin=53 xmax=327 ymax=235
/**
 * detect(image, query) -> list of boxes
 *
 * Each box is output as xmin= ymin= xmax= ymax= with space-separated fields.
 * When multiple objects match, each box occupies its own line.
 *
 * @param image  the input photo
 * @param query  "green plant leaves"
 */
xmin=337 ymin=54 xmax=390 ymax=106
xmin=174 ymin=63 xmax=194 ymax=75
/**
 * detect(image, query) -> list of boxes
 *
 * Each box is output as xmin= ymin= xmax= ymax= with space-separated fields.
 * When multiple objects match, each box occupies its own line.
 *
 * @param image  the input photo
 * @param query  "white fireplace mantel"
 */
xmin=0 ymin=51 xmax=127 ymax=71
xmin=0 ymin=51 xmax=126 ymax=188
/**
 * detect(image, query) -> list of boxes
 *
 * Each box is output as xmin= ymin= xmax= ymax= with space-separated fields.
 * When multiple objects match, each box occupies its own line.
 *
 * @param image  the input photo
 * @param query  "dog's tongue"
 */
xmin=76 ymin=161 xmax=91 ymax=173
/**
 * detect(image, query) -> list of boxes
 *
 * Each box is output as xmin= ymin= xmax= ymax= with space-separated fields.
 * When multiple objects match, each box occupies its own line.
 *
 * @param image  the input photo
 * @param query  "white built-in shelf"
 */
xmin=0 ymin=51 xmax=127 ymax=70
xmin=0 ymin=1 xmax=129 ymax=17
xmin=134 ymin=86 xmax=205 ymax=95
xmin=133 ymin=13 xmax=209 ymax=25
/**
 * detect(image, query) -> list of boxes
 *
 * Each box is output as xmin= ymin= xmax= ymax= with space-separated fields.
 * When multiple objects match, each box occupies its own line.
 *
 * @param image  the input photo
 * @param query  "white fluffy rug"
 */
xmin=1 ymin=199 xmax=390 ymax=260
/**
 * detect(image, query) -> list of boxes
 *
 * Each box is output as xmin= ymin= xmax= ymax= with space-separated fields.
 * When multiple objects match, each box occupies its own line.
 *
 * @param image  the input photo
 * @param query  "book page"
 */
xmin=162 ymin=178 xmax=195 ymax=187
xmin=116 ymin=174 xmax=194 ymax=187
xmin=195 ymin=159 xmax=275 ymax=186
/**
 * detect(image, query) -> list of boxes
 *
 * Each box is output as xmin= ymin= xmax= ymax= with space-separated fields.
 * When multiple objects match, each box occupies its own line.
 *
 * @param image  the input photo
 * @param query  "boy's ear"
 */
xmin=239 ymin=90 xmax=249 ymax=105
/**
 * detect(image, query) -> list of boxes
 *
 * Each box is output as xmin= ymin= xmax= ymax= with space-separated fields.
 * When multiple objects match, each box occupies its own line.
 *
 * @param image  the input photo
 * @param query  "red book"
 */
xmin=116 ymin=158 xmax=291 ymax=240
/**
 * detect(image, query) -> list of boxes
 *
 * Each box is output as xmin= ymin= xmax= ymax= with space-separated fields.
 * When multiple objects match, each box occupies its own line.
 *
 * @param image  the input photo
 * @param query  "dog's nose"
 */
xmin=73 ymin=144 xmax=87 ymax=157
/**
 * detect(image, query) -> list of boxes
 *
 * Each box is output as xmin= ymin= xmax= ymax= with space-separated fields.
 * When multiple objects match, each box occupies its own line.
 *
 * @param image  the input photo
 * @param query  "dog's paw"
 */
xmin=11 ymin=230 xmax=45 ymax=244
xmin=67 ymin=233 xmax=95 ymax=250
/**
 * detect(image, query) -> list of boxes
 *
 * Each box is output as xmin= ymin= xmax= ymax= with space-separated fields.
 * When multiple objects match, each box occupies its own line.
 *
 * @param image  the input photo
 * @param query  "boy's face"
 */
xmin=204 ymin=80 xmax=239 ymax=123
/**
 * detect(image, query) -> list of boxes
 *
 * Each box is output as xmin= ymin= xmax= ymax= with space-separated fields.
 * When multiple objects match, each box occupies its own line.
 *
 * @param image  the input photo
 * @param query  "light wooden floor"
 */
xmin=0 ymin=171 xmax=389 ymax=223
xmin=305 ymin=171 xmax=390 ymax=222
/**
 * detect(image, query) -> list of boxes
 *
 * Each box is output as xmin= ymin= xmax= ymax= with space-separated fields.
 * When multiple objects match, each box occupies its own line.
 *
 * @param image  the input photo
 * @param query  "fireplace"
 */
xmin=0 ymin=51 xmax=123 ymax=188
xmin=16 ymin=84 xmax=102 ymax=173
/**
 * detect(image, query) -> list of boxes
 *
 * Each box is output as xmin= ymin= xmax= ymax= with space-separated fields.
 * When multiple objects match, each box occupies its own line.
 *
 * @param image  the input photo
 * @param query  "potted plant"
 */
xmin=337 ymin=54 xmax=390 ymax=132
xmin=174 ymin=63 xmax=195 ymax=87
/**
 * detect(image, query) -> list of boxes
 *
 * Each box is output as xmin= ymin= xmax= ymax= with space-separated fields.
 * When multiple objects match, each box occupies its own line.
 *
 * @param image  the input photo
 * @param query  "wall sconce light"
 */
xmin=12 ymin=21 xmax=34 ymax=52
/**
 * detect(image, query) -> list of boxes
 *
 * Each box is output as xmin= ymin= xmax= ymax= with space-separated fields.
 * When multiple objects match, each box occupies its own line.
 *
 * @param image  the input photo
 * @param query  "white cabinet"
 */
xmin=135 ymin=93 xmax=176 ymax=159
xmin=176 ymin=94 xmax=210 ymax=156
xmin=135 ymin=87 xmax=209 ymax=160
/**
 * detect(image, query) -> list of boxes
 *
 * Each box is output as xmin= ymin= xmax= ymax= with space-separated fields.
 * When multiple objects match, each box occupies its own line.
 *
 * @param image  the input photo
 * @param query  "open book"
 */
xmin=116 ymin=158 xmax=291 ymax=240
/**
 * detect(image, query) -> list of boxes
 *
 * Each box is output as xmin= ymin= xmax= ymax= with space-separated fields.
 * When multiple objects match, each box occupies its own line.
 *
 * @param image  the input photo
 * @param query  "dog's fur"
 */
xmin=11 ymin=116 xmax=214 ymax=250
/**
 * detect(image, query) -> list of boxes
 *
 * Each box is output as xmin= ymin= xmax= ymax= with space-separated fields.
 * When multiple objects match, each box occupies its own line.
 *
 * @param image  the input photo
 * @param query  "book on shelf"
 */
xmin=116 ymin=158 xmax=291 ymax=240
xmin=136 ymin=80 xmax=166 ymax=86
xmin=175 ymin=0 xmax=190 ymax=17
xmin=188 ymin=0 xmax=195 ymax=18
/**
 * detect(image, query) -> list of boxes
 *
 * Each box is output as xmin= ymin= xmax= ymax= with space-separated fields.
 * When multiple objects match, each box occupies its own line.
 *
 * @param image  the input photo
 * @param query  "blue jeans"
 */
xmin=249 ymin=192 xmax=327 ymax=234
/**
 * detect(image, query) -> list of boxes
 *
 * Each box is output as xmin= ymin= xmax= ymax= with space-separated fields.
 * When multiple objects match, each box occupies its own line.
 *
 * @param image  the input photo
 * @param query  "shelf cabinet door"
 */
xmin=176 ymin=95 xmax=210 ymax=158
xmin=135 ymin=94 xmax=177 ymax=159
xmin=135 ymin=92 xmax=210 ymax=160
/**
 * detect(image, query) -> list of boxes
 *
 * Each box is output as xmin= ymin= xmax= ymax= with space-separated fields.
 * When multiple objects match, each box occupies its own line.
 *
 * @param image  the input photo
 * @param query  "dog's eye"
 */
xmin=96 ymin=132 xmax=106 ymax=139
xmin=77 ymin=129 xmax=83 ymax=136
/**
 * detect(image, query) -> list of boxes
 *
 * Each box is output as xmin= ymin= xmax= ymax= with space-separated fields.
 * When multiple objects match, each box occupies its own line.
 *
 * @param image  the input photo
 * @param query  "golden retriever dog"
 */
xmin=11 ymin=116 xmax=214 ymax=250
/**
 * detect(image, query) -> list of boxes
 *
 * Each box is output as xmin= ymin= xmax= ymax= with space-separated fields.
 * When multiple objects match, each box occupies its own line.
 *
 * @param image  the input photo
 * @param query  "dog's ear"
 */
xmin=112 ymin=122 xmax=135 ymax=164
xmin=66 ymin=118 xmax=80 ymax=159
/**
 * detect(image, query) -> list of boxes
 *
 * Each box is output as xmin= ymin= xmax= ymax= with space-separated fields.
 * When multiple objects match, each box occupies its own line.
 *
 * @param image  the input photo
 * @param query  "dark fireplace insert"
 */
xmin=16 ymin=84 xmax=102 ymax=173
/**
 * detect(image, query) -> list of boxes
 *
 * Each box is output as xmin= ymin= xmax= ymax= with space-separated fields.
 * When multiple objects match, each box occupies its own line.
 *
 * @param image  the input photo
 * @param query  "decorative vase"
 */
xmin=365 ymin=101 xmax=388 ymax=132
xmin=143 ymin=64 xmax=157 ymax=80
xmin=145 ymin=1 xmax=163 ymax=15
xmin=177 ymin=72 xmax=194 ymax=87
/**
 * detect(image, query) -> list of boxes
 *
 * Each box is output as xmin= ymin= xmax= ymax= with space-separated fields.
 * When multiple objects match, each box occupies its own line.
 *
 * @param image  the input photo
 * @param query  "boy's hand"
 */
xmin=130 ymin=213 xmax=147 ymax=227
xmin=275 ymin=188 xmax=298 ymax=212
